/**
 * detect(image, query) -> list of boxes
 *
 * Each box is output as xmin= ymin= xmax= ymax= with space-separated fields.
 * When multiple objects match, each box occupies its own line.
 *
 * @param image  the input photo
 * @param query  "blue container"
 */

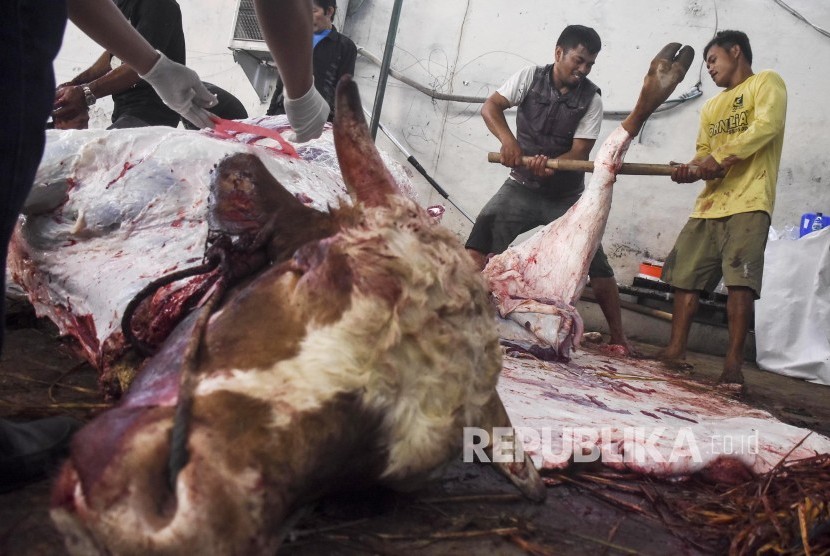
xmin=799 ymin=212 xmax=830 ymax=237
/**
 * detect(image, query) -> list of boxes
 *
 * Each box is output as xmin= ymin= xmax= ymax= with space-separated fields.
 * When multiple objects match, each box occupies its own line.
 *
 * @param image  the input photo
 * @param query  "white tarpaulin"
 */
xmin=755 ymin=226 xmax=830 ymax=386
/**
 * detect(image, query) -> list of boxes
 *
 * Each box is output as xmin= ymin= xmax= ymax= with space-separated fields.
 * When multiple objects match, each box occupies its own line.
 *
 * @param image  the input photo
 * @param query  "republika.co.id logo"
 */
xmin=463 ymin=426 xmax=759 ymax=465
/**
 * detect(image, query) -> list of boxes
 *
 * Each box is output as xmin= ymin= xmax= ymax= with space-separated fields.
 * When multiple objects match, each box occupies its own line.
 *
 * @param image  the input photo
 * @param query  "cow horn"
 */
xmin=333 ymin=75 xmax=398 ymax=207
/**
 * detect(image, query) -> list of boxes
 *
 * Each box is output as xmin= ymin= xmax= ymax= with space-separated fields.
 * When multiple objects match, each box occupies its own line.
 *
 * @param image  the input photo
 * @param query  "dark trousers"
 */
xmin=0 ymin=0 xmax=67 ymax=355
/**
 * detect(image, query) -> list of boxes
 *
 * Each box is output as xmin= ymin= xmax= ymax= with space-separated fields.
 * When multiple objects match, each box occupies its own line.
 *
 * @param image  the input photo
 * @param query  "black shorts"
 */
xmin=465 ymin=178 xmax=614 ymax=278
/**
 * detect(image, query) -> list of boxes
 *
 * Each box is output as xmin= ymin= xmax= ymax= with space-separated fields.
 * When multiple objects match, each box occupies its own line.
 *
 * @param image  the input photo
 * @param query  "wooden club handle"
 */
xmin=486 ymin=152 xmax=680 ymax=176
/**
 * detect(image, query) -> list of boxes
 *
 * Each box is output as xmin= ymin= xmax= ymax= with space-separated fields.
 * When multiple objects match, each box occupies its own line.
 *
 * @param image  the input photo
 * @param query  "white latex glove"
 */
xmin=283 ymin=81 xmax=329 ymax=143
xmin=139 ymin=51 xmax=218 ymax=129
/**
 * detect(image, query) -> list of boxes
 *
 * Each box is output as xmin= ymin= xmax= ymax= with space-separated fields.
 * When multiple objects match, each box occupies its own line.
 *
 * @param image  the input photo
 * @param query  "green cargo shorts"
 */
xmin=661 ymin=211 xmax=770 ymax=298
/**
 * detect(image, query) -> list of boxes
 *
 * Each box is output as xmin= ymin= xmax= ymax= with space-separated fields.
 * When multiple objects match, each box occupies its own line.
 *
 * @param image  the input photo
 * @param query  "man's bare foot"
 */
xmin=608 ymin=336 xmax=642 ymax=358
xmin=719 ymin=353 xmax=745 ymax=384
xmin=656 ymin=349 xmax=693 ymax=371
xmin=718 ymin=368 xmax=745 ymax=385
xmin=716 ymin=381 xmax=746 ymax=396
xmin=717 ymin=364 xmax=746 ymax=395
xmin=598 ymin=343 xmax=631 ymax=357
xmin=660 ymin=358 xmax=694 ymax=372
xmin=586 ymin=337 xmax=642 ymax=358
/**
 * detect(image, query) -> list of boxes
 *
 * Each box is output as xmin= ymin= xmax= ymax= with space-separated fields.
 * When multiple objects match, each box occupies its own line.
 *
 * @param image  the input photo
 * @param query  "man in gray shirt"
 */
xmin=466 ymin=24 xmax=634 ymax=355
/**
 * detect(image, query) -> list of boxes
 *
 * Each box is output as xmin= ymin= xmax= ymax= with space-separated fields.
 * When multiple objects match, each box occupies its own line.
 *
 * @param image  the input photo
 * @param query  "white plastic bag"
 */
xmin=755 ymin=227 xmax=830 ymax=385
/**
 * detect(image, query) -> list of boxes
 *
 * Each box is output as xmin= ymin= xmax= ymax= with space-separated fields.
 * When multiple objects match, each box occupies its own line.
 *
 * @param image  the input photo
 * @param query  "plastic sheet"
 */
xmin=8 ymin=117 xmax=415 ymax=371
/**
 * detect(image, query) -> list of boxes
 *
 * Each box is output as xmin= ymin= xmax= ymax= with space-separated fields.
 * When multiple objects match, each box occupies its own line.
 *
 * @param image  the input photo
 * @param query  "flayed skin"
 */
xmin=51 ymin=77 xmax=540 ymax=555
xmin=485 ymin=44 xmax=695 ymax=359
xmin=208 ymin=153 xmax=339 ymax=262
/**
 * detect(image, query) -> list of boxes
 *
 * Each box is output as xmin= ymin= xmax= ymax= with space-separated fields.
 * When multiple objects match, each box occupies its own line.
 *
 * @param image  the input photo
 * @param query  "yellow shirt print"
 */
xmin=690 ymin=70 xmax=787 ymax=219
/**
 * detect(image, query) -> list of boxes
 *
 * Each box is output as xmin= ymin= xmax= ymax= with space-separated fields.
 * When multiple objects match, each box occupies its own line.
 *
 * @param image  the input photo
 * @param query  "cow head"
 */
xmin=51 ymin=77 xmax=543 ymax=554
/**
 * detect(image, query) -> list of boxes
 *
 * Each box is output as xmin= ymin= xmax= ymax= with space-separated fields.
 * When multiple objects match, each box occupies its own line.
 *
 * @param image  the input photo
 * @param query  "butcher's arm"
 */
xmin=65 ymin=51 xmax=113 ymax=86
xmin=254 ymin=0 xmax=313 ymax=99
xmin=81 ymin=65 xmax=142 ymax=99
xmin=67 ymin=0 xmax=161 ymax=75
xmin=54 ymin=64 xmax=145 ymax=121
xmin=482 ymin=92 xmax=522 ymax=167
xmin=56 ymin=1 xmax=158 ymax=119
xmin=672 ymin=109 xmax=721 ymax=183
xmin=555 ymin=138 xmax=595 ymax=162
xmin=55 ymin=51 xmax=112 ymax=124
xmin=521 ymin=137 xmax=595 ymax=178
xmin=61 ymin=0 xmax=216 ymax=128
xmin=671 ymin=156 xmax=706 ymax=183
xmin=253 ymin=0 xmax=329 ymax=141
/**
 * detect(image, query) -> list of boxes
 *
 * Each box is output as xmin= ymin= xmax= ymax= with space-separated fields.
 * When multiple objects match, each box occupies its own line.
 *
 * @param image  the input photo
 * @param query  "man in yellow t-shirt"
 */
xmin=659 ymin=30 xmax=787 ymax=386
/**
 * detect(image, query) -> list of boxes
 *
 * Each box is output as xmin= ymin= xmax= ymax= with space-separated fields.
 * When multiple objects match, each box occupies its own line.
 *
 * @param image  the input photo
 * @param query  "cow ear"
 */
xmin=333 ymin=75 xmax=398 ymax=207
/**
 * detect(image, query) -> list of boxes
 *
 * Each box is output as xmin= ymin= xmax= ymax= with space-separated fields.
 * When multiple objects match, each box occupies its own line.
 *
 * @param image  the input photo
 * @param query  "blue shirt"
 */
xmin=313 ymin=29 xmax=332 ymax=49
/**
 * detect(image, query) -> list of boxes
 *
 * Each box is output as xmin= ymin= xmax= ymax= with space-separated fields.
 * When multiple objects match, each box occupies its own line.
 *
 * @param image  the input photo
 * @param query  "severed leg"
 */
xmin=621 ymin=43 xmax=696 ymax=137
xmin=484 ymin=44 xmax=695 ymax=359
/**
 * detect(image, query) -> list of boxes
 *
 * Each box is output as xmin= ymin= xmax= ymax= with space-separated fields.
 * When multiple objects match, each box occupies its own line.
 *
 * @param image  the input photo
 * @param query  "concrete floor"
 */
xmin=578 ymin=294 xmax=830 ymax=438
xmin=1 ymin=296 xmax=828 ymax=555
xmin=578 ymin=287 xmax=758 ymax=362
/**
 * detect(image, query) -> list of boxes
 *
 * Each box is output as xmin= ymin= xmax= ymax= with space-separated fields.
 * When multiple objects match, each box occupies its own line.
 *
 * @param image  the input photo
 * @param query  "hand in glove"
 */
xmin=283 ymin=81 xmax=329 ymax=143
xmin=140 ymin=51 xmax=217 ymax=129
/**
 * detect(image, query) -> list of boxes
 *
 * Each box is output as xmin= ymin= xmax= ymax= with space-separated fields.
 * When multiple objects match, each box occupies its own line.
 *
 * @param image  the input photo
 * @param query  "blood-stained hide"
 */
xmin=484 ymin=44 xmax=830 ymax=484
xmin=485 ymin=127 xmax=634 ymax=358
xmin=8 ymin=115 xmax=414 ymax=395
xmin=48 ymin=77 xmax=543 ymax=555
xmin=498 ymin=350 xmax=830 ymax=480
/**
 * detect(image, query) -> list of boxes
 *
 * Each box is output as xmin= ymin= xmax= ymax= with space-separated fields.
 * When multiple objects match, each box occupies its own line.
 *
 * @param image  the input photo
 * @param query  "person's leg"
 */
xmin=659 ymin=217 xmax=721 ymax=364
xmin=586 ymin=244 xmax=635 ymax=353
xmin=721 ymin=286 xmax=754 ymax=384
xmin=590 ymin=276 xmax=627 ymax=343
xmin=465 ymin=194 xmax=501 ymax=271
xmin=465 ymin=179 xmax=543 ymax=270
xmin=717 ymin=212 xmax=769 ymax=384
xmin=0 ymin=0 xmax=67 ymax=356
xmin=659 ymin=287 xmax=700 ymax=361
xmin=0 ymin=416 xmax=83 ymax=493
xmin=107 ymin=113 xmax=152 ymax=129
xmin=0 ymin=3 xmax=81 ymax=494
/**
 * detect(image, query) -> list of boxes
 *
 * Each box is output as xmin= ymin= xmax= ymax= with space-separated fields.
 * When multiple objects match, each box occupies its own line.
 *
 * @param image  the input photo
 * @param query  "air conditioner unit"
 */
xmin=229 ymin=0 xmax=276 ymax=103
xmin=228 ymin=0 xmax=351 ymax=103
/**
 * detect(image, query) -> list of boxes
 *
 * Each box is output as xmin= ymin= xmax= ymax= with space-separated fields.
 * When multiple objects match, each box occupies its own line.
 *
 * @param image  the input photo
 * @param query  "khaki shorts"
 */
xmin=661 ymin=211 xmax=770 ymax=298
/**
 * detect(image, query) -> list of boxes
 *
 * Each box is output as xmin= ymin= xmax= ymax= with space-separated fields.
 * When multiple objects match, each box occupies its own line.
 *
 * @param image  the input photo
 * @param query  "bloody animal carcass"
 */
xmin=485 ymin=43 xmax=696 ymax=360
xmin=8 ymin=112 xmax=411 ymax=396
xmin=48 ymin=77 xmax=543 ymax=555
